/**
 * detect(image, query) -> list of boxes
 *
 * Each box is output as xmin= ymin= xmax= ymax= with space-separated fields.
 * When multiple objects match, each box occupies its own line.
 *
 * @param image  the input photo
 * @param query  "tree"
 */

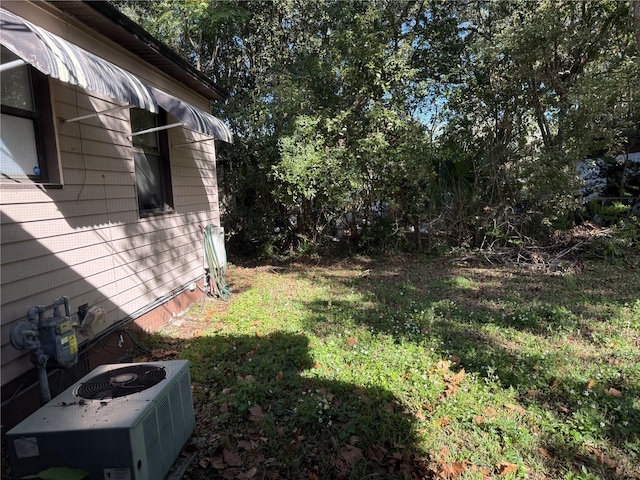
xmin=114 ymin=0 xmax=639 ymax=253
xmin=423 ymin=0 xmax=638 ymax=241
xmin=633 ymin=0 xmax=640 ymax=54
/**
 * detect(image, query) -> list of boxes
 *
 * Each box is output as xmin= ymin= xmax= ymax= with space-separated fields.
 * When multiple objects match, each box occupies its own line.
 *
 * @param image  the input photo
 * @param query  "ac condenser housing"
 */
xmin=6 ymin=360 xmax=195 ymax=480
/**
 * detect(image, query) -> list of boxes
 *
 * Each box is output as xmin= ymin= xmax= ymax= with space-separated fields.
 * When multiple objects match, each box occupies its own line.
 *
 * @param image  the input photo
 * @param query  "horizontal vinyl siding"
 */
xmin=2 ymin=222 xmax=205 ymax=272
xmin=1 ymin=198 xmax=135 ymax=224
xmin=1 ymin=77 xmax=221 ymax=384
xmin=170 ymin=127 xmax=219 ymax=215
xmin=0 ymin=183 xmax=136 ymax=204
xmin=0 ymin=210 xmax=214 ymax=244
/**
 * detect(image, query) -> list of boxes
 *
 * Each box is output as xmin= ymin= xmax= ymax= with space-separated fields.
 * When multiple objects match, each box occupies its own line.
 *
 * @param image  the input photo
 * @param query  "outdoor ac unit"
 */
xmin=6 ymin=360 xmax=195 ymax=480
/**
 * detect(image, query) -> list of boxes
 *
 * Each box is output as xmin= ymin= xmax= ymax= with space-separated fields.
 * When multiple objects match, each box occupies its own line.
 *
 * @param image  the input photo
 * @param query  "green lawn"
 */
xmin=153 ymin=255 xmax=640 ymax=480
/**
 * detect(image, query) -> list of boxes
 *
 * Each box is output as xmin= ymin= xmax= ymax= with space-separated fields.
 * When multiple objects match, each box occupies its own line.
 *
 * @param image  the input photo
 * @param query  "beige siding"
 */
xmin=1 ymin=7 xmax=223 ymax=384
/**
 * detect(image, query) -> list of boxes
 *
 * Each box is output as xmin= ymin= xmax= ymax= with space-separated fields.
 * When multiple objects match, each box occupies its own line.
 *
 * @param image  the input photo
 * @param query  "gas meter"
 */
xmin=10 ymin=296 xmax=78 ymax=403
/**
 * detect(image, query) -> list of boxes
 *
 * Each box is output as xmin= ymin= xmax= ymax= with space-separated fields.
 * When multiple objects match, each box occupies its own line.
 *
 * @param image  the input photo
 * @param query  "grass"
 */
xmin=147 ymin=255 xmax=640 ymax=480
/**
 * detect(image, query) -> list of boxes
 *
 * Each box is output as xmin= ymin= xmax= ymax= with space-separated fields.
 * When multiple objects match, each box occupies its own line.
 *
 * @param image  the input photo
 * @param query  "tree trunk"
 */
xmin=633 ymin=0 xmax=640 ymax=55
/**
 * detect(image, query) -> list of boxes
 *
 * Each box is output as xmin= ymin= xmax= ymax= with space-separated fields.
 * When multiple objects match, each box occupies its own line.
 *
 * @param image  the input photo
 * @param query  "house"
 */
xmin=0 ymin=0 xmax=232 ymax=429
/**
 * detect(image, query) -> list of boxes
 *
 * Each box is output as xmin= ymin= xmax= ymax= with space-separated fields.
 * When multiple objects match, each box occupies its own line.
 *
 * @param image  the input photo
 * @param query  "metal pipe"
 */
xmin=22 ymin=297 xmax=70 ymax=404
xmin=128 ymin=122 xmax=184 ymax=138
xmin=0 ymin=58 xmax=26 ymax=72
xmin=35 ymin=354 xmax=51 ymax=404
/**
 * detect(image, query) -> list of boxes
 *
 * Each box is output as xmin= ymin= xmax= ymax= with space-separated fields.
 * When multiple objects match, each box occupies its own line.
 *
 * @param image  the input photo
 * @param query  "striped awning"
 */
xmin=150 ymin=86 xmax=233 ymax=144
xmin=0 ymin=8 xmax=233 ymax=143
xmin=0 ymin=8 xmax=158 ymax=112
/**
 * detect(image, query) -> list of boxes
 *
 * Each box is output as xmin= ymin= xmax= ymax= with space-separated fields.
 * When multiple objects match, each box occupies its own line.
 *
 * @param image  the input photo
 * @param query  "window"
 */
xmin=1 ymin=46 xmax=59 ymax=184
xmin=131 ymin=107 xmax=173 ymax=214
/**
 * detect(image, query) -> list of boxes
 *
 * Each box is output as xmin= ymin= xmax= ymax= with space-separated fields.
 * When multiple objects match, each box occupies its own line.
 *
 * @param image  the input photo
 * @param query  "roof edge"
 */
xmin=49 ymin=0 xmax=228 ymax=101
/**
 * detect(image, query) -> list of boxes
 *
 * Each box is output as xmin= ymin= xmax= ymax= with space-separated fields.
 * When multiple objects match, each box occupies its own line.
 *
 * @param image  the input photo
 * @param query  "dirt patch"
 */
xmin=156 ymin=264 xmax=264 ymax=339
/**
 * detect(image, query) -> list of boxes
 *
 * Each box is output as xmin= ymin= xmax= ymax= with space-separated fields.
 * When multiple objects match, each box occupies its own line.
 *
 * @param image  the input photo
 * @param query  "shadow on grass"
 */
xmin=159 ymin=331 xmax=429 ymax=480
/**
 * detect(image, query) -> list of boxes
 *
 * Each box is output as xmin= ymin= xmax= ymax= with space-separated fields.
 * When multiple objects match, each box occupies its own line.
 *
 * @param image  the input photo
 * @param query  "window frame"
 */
xmin=131 ymin=108 xmax=174 ymax=216
xmin=0 ymin=53 xmax=60 ymax=186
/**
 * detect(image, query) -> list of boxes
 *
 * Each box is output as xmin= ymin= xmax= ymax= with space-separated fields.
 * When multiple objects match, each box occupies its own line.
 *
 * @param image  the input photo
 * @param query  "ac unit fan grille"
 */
xmin=76 ymin=365 xmax=167 ymax=399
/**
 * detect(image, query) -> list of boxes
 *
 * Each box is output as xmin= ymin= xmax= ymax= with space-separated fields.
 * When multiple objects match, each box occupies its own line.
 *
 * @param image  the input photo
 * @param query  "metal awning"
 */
xmin=0 ymin=8 xmax=157 ymax=112
xmin=149 ymin=86 xmax=233 ymax=144
xmin=0 ymin=8 xmax=232 ymax=144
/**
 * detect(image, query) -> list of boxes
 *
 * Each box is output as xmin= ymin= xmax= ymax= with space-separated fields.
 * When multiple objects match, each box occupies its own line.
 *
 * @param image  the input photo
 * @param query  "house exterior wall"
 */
xmin=1 ymin=2 xmax=222 ymax=385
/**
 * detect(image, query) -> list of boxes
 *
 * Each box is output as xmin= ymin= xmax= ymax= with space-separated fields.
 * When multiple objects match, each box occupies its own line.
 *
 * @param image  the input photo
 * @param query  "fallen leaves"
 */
xmin=414 ymin=410 xmax=427 ymax=421
xmin=363 ymin=447 xmax=431 ymax=479
xmin=437 ymin=415 xmax=451 ymax=428
xmin=335 ymin=444 xmax=363 ymax=478
xmin=151 ymin=348 xmax=179 ymax=360
xmin=237 ymin=439 xmax=258 ymax=451
xmin=430 ymin=448 xmax=493 ymax=479
xmin=607 ymin=356 xmax=621 ymax=365
xmin=503 ymin=403 xmax=527 ymax=416
xmin=436 ymin=459 xmax=468 ymax=478
xmin=237 ymin=466 xmax=258 ymax=479
xmin=441 ymin=364 xmax=466 ymax=399
xmin=248 ymin=404 xmax=267 ymax=421
xmin=586 ymin=446 xmax=618 ymax=470
xmin=196 ymin=428 xmax=531 ymax=480
xmin=496 ymin=461 xmax=519 ymax=476
xmin=223 ymin=448 xmax=242 ymax=467
xmin=525 ymin=388 xmax=541 ymax=398
xmin=537 ymin=447 xmax=554 ymax=460
xmin=365 ymin=444 xmax=388 ymax=465
xmin=451 ymin=368 xmax=466 ymax=385
xmin=484 ymin=406 xmax=499 ymax=418
xmin=435 ymin=359 xmax=452 ymax=374
xmin=604 ymin=387 xmax=622 ymax=397
xmin=197 ymin=434 xmax=271 ymax=479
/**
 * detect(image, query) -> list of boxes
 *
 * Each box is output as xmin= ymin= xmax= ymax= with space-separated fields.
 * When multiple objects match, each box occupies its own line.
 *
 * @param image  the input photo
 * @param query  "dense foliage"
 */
xmin=115 ymin=0 xmax=640 ymax=254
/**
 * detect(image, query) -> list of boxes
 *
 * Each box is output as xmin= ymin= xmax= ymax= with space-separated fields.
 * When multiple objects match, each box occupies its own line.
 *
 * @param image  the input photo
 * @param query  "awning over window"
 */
xmin=150 ymin=86 xmax=233 ymax=144
xmin=0 ymin=8 xmax=233 ymax=143
xmin=0 ymin=8 xmax=157 ymax=112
